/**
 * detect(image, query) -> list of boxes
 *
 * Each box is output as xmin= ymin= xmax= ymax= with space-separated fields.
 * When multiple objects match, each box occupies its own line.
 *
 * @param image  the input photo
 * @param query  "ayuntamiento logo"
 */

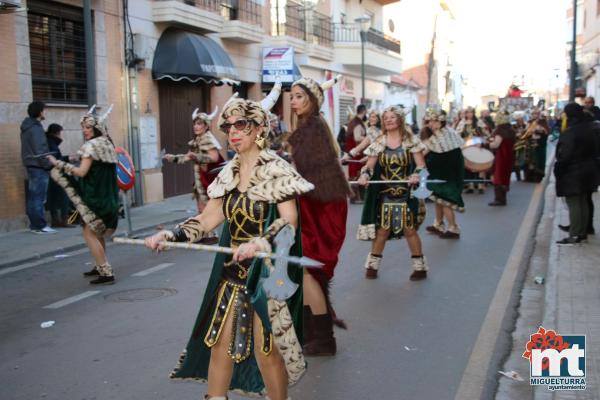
xmin=522 ymin=327 xmax=586 ymax=391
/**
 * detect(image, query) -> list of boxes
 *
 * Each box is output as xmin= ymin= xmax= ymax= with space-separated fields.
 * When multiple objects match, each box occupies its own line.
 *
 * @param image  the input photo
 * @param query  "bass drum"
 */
xmin=462 ymin=147 xmax=494 ymax=172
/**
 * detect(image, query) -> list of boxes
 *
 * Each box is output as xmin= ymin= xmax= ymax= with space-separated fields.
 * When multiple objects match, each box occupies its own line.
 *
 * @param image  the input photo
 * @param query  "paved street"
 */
xmin=0 ymin=182 xmax=537 ymax=400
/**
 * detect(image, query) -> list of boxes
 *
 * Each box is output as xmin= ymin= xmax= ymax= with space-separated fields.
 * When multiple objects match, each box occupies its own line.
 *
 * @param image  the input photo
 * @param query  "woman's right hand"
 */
xmin=144 ymin=230 xmax=170 ymax=252
xmin=357 ymin=174 xmax=369 ymax=187
xmin=162 ymin=154 xmax=174 ymax=162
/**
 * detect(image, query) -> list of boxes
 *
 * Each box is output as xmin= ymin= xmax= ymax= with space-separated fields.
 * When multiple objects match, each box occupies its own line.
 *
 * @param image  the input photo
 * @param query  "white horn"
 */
xmin=222 ymin=92 xmax=240 ymax=111
xmin=207 ymin=106 xmax=219 ymax=121
xmin=99 ymin=104 xmax=114 ymax=122
xmin=321 ymin=74 xmax=342 ymax=91
xmin=260 ymin=81 xmax=282 ymax=112
xmin=87 ymin=104 xmax=97 ymax=115
xmin=192 ymin=108 xmax=200 ymax=120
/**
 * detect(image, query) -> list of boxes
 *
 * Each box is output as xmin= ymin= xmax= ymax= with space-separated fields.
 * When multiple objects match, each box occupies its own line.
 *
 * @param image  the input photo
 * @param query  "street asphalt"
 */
xmin=0 ymin=181 xmax=536 ymax=400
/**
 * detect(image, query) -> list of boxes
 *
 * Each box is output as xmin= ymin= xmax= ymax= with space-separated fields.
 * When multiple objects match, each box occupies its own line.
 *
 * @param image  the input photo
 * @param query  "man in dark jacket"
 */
xmin=583 ymin=96 xmax=600 ymax=121
xmin=20 ymin=101 xmax=56 ymax=234
xmin=554 ymin=103 xmax=600 ymax=244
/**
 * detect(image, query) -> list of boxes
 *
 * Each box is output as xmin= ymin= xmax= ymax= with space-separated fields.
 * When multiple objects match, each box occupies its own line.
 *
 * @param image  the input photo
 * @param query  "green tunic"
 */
xmin=78 ymin=160 xmax=119 ymax=230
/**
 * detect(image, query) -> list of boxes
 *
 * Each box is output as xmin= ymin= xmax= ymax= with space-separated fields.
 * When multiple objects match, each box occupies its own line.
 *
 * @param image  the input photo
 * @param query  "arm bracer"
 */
xmin=164 ymin=218 xmax=208 ymax=243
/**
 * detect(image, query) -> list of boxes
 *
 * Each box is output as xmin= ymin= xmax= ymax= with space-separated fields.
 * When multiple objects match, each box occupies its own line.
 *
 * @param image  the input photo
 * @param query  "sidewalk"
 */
xmin=496 ymin=176 xmax=600 ymax=399
xmin=0 ymin=194 xmax=198 ymax=269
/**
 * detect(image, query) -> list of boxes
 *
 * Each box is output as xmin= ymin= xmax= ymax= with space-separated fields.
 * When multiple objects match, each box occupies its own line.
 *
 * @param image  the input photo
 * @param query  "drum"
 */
xmin=462 ymin=147 xmax=494 ymax=172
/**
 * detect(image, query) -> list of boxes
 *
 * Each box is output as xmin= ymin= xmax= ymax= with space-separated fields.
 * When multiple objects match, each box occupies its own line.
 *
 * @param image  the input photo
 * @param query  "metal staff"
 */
xmin=348 ymin=179 xmax=446 ymax=185
xmin=112 ymin=237 xmax=323 ymax=268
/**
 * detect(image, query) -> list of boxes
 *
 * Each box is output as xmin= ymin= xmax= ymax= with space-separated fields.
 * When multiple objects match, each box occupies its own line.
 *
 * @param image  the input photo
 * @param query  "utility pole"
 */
xmin=426 ymin=15 xmax=438 ymax=108
xmin=569 ymin=0 xmax=578 ymax=102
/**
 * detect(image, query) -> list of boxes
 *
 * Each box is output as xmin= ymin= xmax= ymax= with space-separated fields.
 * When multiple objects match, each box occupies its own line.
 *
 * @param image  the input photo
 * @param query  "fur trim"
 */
xmin=364 ymin=134 xmax=426 ymax=157
xmin=267 ymin=298 xmax=306 ymax=385
xmin=425 ymin=128 xmax=464 ymax=153
xmin=207 ymin=149 xmax=314 ymax=203
xmin=78 ymin=137 xmax=117 ymax=163
xmin=50 ymin=168 xmax=107 ymax=235
xmin=428 ymin=194 xmax=465 ymax=212
xmin=357 ymin=224 xmax=376 ymax=240
xmin=288 ymin=117 xmax=351 ymax=202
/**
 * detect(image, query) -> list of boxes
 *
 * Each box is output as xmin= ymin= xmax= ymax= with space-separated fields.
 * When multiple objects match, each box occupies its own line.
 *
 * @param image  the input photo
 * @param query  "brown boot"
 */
xmin=488 ymin=185 xmax=506 ymax=206
xmin=303 ymin=312 xmax=336 ymax=356
xmin=303 ymin=306 xmax=313 ymax=345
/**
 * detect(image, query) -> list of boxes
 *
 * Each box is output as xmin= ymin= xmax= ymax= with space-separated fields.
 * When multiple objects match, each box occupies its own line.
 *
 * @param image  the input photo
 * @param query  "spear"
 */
xmin=112 ymin=237 xmax=323 ymax=268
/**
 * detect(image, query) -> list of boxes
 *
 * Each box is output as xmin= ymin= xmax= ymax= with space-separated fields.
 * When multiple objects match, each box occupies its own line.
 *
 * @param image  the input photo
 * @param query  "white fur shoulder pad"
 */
xmin=207 ymin=149 xmax=314 ymax=203
xmin=78 ymin=137 xmax=117 ymax=163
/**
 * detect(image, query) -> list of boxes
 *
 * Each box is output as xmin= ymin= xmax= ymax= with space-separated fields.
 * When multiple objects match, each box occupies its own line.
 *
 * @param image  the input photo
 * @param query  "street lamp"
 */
xmin=355 ymin=15 xmax=371 ymax=105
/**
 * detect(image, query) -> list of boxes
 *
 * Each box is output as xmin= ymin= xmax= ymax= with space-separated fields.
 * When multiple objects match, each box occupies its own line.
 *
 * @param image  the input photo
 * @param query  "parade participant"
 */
xmin=163 ymin=106 xmax=223 ymax=213
xmin=421 ymin=110 xmax=465 ymax=239
xmin=357 ymin=106 xmax=429 ymax=280
xmin=522 ymin=108 xmax=550 ymax=182
xmin=488 ymin=111 xmax=516 ymax=206
xmin=288 ymin=75 xmax=351 ymax=356
xmin=146 ymin=84 xmax=314 ymax=399
xmin=343 ymin=110 xmax=382 ymax=161
xmin=345 ymin=104 xmax=367 ymax=202
xmin=456 ymin=107 xmax=488 ymax=193
xmin=452 ymin=109 xmax=466 ymax=130
xmin=512 ymin=114 xmax=528 ymax=181
xmin=47 ymin=105 xmax=119 ymax=284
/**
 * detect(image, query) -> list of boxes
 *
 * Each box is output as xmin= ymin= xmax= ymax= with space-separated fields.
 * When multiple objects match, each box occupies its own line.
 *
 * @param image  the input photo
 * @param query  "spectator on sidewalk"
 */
xmin=20 ymin=101 xmax=56 ymax=234
xmin=554 ymin=103 xmax=600 ymax=244
xmin=45 ymin=123 xmax=76 ymax=228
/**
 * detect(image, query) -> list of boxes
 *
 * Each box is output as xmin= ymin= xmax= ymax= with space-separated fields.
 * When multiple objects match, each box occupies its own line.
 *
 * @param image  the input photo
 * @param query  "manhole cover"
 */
xmin=104 ymin=288 xmax=178 ymax=303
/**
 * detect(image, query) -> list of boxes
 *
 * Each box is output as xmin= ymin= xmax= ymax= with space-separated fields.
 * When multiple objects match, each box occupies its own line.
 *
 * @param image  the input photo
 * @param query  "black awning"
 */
xmin=152 ymin=28 xmax=240 ymax=85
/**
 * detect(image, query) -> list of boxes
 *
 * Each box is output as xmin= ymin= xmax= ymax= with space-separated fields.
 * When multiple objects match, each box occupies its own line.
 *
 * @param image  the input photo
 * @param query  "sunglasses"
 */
xmin=220 ymin=119 xmax=253 ymax=133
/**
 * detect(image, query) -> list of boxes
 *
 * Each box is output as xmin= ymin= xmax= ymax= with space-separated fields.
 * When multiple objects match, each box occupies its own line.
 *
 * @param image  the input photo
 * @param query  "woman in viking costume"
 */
xmin=357 ymin=106 xmax=429 ymax=281
xmin=287 ymin=75 xmax=351 ymax=356
xmin=342 ymin=110 xmax=382 ymax=162
xmin=144 ymin=83 xmax=313 ymax=400
xmin=421 ymin=110 xmax=465 ymax=239
xmin=488 ymin=111 xmax=517 ymax=206
xmin=163 ymin=106 xmax=223 ymax=213
xmin=456 ymin=107 xmax=488 ymax=194
xmin=47 ymin=105 xmax=119 ymax=285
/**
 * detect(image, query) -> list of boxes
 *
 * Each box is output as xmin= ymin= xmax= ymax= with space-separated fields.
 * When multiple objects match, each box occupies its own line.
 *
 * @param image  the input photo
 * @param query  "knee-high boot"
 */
xmin=303 ymin=312 xmax=336 ymax=356
xmin=488 ymin=185 xmax=506 ymax=206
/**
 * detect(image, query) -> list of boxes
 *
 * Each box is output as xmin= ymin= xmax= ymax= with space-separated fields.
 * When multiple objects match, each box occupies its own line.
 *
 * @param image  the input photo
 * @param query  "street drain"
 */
xmin=104 ymin=288 xmax=177 ymax=303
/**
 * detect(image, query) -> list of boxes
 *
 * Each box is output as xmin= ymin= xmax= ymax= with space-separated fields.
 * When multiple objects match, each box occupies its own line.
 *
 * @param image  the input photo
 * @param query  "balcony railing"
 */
xmin=310 ymin=10 xmax=333 ymax=47
xmin=159 ymin=0 xmax=262 ymax=25
xmin=333 ymin=23 xmax=401 ymax=54
xmin=271 ymin=0 xmax=306 ymax=40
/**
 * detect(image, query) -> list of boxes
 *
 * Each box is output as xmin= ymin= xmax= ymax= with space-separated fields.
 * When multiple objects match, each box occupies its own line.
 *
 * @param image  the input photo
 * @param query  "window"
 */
xmin=27 ymin=0 xmax=88 ymax=104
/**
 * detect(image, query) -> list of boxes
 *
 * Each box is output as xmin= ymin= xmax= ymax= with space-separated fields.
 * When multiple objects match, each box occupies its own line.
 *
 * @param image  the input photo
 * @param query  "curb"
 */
xmin=0 ymin=218 xmax=184 ymax=271
xmin=455 ymin=159 xmax=553 ymax=400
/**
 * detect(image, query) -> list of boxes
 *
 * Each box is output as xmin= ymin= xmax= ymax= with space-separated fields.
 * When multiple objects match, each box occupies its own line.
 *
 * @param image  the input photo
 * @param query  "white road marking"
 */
xmin=0 ymin=249 xmax=89 ymax=277
xmin=43 ymin=291 xmax=101 ymax=309
xmin=131 ymin=263 xmax=175 ymax=277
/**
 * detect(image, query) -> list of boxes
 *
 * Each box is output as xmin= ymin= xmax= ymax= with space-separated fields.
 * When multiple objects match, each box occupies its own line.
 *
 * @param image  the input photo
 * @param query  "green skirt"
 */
xmin=426 ymin=148 xmax=465 ymax=212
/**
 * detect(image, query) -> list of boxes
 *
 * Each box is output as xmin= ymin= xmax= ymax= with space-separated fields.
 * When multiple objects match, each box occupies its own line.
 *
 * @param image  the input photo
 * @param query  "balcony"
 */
xmin=220 ymin=0 xmax=264 ymax=43
xmin=152 ymin=0 xmax=224 ymax=34
xmin=333 ymin=23 xmax=402 ymax=75
xmin=306 ymin=9 xmax=334 ymax=61
xmin=269 ymin=0 xmax=307 ymax=53
xmin=152 ymin=0 xmax=264 ymax=39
